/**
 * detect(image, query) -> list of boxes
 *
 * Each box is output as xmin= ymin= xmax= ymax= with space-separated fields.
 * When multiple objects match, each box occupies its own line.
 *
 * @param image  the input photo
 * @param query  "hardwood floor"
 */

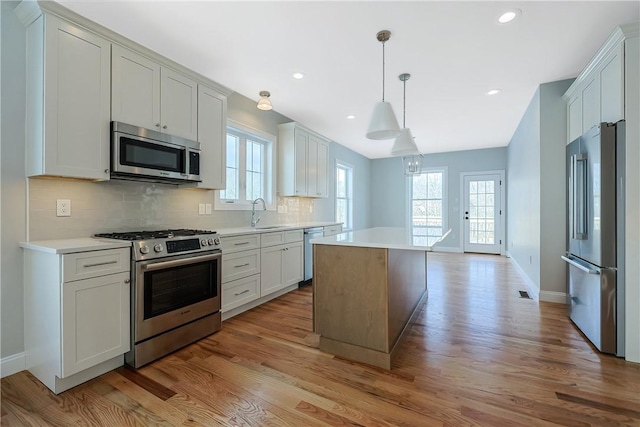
xmin=2 ymin=253 xmax=639 ymax=426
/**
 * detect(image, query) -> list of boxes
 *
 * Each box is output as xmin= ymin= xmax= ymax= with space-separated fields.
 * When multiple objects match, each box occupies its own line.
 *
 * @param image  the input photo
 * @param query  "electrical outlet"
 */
xmin=205 ymin=203 xmax=212 ymax=215
xmin=198 ymin=203 xmax=205 ymax=215
xmin=277 ymin=205 xmax=287 ymax=214
xmin=56 ymin=199 xmax=71 ymax=217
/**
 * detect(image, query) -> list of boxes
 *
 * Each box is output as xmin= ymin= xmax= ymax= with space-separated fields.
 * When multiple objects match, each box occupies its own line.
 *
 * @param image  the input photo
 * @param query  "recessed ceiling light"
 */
xmin=346 ymin=115 xmax=356 ymax=120
xmin=498 ymin=9 xmax=521 ymax=24
xmin=292 ymin=72 xmax=305 ymax=80
xmin=486 ymin=89 xmax=501 ymax=95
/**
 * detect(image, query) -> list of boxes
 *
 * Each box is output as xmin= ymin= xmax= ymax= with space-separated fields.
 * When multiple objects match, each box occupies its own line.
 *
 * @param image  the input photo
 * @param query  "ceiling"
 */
xmin=57 ymin=1 xmax=639 ymax=159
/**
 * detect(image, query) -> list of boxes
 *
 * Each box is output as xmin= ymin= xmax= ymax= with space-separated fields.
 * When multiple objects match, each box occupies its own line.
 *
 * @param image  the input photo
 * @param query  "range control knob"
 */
xmin=201 ymin=239 xmax=208 ymax=246
xmin=140 ymin=245 xmax=150 ymax=254
xmin=208 ymin=238 xmax=214 ymax=246
xmin=154 ymin=244 xmax=163 ymax=253
xmin=214 ymin=237 xmax=221 ymax=245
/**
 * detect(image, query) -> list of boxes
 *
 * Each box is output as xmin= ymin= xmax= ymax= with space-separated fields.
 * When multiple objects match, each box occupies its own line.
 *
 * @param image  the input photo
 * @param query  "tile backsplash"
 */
xmin=28 ymin=178 xmax=315 ymax=241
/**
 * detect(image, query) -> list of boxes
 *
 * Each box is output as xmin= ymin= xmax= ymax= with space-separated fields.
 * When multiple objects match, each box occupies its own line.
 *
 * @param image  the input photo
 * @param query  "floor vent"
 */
xmin=519 ymin=290 xmax=532 ymax=299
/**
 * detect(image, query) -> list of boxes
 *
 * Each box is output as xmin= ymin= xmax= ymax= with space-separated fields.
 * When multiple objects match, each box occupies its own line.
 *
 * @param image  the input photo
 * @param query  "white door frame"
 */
xmin=459 ymin=170 xmax=506 ymax=255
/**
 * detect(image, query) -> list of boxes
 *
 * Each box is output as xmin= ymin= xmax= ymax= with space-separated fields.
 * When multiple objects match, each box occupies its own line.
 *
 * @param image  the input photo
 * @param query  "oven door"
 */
xmin=134 ymin=251 xmax=221 ymax=343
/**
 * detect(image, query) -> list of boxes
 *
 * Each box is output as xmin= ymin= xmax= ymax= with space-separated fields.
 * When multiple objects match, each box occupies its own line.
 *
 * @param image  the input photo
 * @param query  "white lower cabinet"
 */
xmin=220 ymin=229 xmax=304 ymax=319
xmin=23 ymin=246 xmax=130 ymax=394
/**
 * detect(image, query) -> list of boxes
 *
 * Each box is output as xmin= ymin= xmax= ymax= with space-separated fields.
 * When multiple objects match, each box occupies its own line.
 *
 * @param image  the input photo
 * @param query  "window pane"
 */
xmin=335 ymin=163 xmax=354 ymax=230
xmin=427 ymin=173 xmax=442 ymax=199
xmin=412 ymin=175 xmax=427 ymax=199
xmin=337 ymin=167 xmax=346 ymax=197
xmin=226 ymin=134 xmax=238 ymax=167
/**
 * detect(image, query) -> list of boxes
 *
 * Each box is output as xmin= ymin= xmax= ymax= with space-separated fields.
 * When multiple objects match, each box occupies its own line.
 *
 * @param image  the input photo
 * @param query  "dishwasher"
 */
xmin=302 ymin=227 xmax=324 ymax=285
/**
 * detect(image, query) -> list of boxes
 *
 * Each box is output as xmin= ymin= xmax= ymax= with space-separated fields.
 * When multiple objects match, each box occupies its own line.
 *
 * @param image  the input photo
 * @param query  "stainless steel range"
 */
xmin=94 ymin=229 xmax=222 ymax=368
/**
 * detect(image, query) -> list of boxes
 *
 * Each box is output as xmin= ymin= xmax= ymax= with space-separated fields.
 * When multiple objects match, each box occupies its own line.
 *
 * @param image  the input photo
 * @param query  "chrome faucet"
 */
xmin=251 ymin=198 xmax=267 ymax=227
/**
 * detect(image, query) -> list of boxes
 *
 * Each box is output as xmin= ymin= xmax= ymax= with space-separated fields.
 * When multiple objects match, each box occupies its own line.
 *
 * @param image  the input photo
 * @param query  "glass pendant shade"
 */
xmin=403 ymin=154 xmax=423 ymax=175
xmin=390 ymin=127 xmax=418 ymax=156
xmin=257 ymin=91 xmax=272 ymax=111
xmin=366 ymin=101 xmax=400 ymax=140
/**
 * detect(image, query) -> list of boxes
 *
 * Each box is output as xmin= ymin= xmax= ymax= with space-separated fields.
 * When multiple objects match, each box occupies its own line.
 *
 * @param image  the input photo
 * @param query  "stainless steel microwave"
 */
xmin=111 ymin=121 xmax=201 ymax=184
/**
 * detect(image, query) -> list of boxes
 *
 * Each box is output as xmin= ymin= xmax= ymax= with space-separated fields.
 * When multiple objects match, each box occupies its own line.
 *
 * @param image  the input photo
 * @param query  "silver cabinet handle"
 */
xmin=234 ymin=263 xmax=250 ymax=268
xmin=234 ymin=242 xmax=250 ymax=246
xmin=162 ymin=125 xmax=168 ymax=129
xmin=234 ymin=289 xmax=250 ymax=296
xmin=561 ymin=256 xmax=600 ymax=274
xmin=83 ymin=260 xmax=117 ymax=268
xmin=155 ymin=123 xmax=160 ymax=127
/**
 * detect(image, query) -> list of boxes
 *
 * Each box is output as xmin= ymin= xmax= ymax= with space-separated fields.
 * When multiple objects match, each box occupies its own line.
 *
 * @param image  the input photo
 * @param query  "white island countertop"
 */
xmin=311 ymin=227 xmax=433 ymax=251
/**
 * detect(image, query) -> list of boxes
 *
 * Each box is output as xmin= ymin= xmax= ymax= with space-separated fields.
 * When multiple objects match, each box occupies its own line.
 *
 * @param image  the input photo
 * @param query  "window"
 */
xmin=335 ymin=161 xmax=353 ymax=231
xmin=409 ymin=168 xmax=447 ymax=246
xmin=216 ymin=121 xmax=275 ymax=210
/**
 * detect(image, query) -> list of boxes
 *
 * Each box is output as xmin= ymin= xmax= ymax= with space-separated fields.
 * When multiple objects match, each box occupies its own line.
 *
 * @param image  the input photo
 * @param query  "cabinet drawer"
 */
xmin=261 ymin=232 xmax=285 ymax=247
xmin=63 ymin=248 xmax=129 ymax=282
xmin=221 ymin=234 xmax=260 ymax=254
xmin=324 ymin=225 xmax=343 ymax=237
xmin=284 ymin=229 xmax=303 ymax=243
xmin=222 ymin=274 xmax=260 ymax=312
xmin=222 ymin=249 xmax=260 ymax=283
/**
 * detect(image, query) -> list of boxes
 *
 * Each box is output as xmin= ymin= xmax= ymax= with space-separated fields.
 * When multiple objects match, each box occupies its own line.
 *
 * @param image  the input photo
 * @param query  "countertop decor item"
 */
xmin=366 ymin=30 xmax=400 ymax=140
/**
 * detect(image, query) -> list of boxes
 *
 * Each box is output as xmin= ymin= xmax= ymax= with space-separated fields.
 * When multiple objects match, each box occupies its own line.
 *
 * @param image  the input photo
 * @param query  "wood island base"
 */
xmin=313 ymin=244 xmax=428 ymax=370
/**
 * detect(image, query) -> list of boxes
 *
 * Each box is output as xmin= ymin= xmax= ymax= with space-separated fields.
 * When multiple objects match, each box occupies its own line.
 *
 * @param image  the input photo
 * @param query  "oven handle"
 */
xmin=142 ymin=252 xmax=221 ymax=272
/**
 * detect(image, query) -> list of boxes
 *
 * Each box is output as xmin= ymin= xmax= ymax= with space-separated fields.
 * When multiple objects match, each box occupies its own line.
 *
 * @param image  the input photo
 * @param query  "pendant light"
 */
xmin=257 ymin=91 xmax=272 ymax=111
xmin=366 ymin=30 xmax=400 ymax=140
xmin=390 ymin=73 xmax=423 ymax=175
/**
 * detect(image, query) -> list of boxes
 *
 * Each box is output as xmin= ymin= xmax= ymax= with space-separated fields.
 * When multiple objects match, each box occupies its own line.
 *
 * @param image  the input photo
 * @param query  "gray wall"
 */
xmin=506 ymin=79 xmax=573 ymax=299
xmin=1 ymin=1 xmax=27 ymax=359
xmin=507 ymin=89 xmax=542 ymax=289
xmin=314 ymin=142 xmax=372 ymax=230
xmin=371 ymin=147 xmax=508 ymax=251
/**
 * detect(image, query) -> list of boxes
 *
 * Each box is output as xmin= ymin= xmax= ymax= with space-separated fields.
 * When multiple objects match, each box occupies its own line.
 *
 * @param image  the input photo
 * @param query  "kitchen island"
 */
xmin=311 ymin=227 xmax=430 ymax=369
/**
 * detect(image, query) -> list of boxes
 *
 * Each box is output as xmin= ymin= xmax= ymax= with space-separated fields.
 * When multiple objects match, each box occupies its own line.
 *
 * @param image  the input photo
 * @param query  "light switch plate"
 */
xmin=277 ymin=205 xmax=287 ymax=214
xmin=198 ymin=203 xmax=205 ymax=215
xmin=205 ymin=203 xmax=212 ymax=215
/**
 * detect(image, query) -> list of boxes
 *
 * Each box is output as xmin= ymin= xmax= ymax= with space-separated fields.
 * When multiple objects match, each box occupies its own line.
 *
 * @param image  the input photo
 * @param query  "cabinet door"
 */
xmin=61 ymin=272 xmax=130 ymax=378
xmin=294 ymin=129 xmax=308 ymax=196
xmin=567 ymin=95 xmax=583 ymax=143
xmin=197 ymin=85 xmax=227 ymax=189
xmin=581 ymin=77 xmax=600 ymax=133
xmin=283 ymin=241 xmax=303 ymax=286
xmin=307 ymin=137 xmax=319 ymax=197
xmin=42 ymin=15 xmax=110 ymax=180
xmin=315 ymin=139 xmax=329 ymax=198
xmin=161 ymin=68 xmax=198 ymax=140
xmin=600 ymin=45 xmax=624 ymax=123
xmin=111 ymin=45 xmax=161 ymax=131
xmin=260 ymin=245 xmax=284 ymax=297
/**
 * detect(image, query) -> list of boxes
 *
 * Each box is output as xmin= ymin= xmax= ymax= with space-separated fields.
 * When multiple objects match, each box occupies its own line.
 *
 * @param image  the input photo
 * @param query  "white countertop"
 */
xmin=20 ymin=238 xmax=132 ymax=254
xmin=216 ymin=221 xmax=342 ymax=237
xmin=310 ymin=227 xmax=432 ymax=251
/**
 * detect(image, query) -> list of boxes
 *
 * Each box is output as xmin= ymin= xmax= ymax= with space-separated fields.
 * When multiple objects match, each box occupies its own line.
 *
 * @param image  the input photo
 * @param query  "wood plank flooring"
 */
xmin=2 ymin=253 xmax=639 ymax=426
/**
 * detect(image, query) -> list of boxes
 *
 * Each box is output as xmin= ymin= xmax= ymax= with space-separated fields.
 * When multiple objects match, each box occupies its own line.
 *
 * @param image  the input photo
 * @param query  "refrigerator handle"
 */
xmin=572 ymin=154 xmax=587 ymax=240
xmin=561 ymin=256 xmax=600 ymax=275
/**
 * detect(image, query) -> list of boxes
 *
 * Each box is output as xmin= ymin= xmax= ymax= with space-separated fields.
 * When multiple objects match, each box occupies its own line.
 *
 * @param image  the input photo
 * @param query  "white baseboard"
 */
xmin=432 ymin=246 xmax=463 ymax=253
xmin=1 ymin=352 xmax=25 ymax=378
xmin=539 ymin=290 xmax=567 ymax=304
xmin=507 ymin=257 xmax=540 ymax=300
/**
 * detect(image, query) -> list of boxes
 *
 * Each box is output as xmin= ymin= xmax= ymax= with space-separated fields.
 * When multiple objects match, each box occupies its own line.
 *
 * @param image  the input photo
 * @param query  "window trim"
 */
xmin=214 ymin=119 xmax=277 ymax=211
xmin=406 ymin=166 xmax=448 ymax=246
xmin=335 ymin=160 xmax=354 ymax=231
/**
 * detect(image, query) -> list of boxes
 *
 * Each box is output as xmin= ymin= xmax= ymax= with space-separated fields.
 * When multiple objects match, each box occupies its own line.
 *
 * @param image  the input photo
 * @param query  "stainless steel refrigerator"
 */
xmin=562 ymin=121 xmax=625 ymax=356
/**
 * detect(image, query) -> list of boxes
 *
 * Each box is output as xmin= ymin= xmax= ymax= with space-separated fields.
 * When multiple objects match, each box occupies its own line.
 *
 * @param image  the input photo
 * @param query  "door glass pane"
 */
xmin=468 ymin=179 xmax=496 ymax=245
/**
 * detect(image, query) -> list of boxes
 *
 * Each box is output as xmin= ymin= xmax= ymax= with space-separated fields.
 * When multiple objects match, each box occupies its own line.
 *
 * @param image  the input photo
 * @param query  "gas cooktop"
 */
xmin=94 ymin=229 xmax=216 ymax=241
xmin=94 ymin=229 xmax=220 ymax=261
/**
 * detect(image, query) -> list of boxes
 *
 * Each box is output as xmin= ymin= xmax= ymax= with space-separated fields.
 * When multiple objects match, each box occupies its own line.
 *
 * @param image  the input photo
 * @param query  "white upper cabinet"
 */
xmin=25 ymin=14 xmax=111 ymax=180
xmin=196 ymin=85 xmax=227 ymax=189
xmin=278 ymin=122 xmax=330 ymax=198
xmin=112 ymin=45 xmax=198 ymax=140
xmin=111 ymin=45 xmax=160 ymax=131
xmin=563 ymin=25 xmax=631 ymax=143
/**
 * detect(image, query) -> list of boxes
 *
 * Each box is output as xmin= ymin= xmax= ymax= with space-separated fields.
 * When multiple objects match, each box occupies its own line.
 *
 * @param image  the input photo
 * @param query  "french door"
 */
xmin=463 ymin=173 xmax=503 ymax=254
